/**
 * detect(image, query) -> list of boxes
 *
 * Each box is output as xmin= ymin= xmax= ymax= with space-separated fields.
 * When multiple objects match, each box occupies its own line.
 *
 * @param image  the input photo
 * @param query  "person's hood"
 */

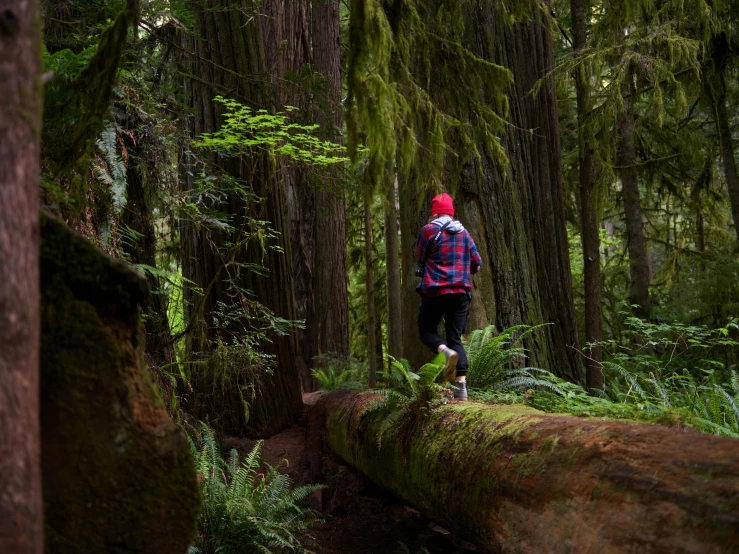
xmin=431 ymin=215 xmax=464 ymax=233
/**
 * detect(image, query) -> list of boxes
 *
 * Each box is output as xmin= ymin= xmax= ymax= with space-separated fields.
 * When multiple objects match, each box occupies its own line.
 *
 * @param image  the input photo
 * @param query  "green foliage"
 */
xmin=195 ymin=97 xmax=348 ymax=167
xmin=361 ymin=357 xmax=450 ymax=447
xmin=469 ymin=318 xmax=739 ymax=437
xmin=311 ymin=356 xmax=368 ymax=391
xmin=94 ymin=123 xmax=129 ymax=243
xmin=188 ymin=424 xmax=323 ymax=554
xmin=466 ymin=324 xmax=562 ymax=394
xmin=346 ymin=0 xmax=515 ymax=195
xmin=42 ymin=1 xmax=139 ymax=214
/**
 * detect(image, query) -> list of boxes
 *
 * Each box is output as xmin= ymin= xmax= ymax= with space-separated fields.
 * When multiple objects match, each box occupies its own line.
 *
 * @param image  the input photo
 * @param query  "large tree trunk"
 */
xmin=431 ymin=2 xmax=581 ymax=380
xmin=365 ymin=194 xmax=378 ymax=386
xmin=706 ymin=34 xmax=739 ymax=243
xmin=311 ymin=0 xmax=349 ymax=363
xmin=454 ymin=189 xmax=497 ymax=331
xmin=571 ymin=0 xmax=603 ymax=391
xmin=399 ymin=174 xmax=431 ymax=368
xmin=267 ymin=0 xmax=316 ymax=393
xmin=0 ymin=1 xmax=44 ymax=551
xmin=179 ymin=0 xmax=303 ymax=436
xmin=385 ymin=175 xmax=403 ymax=361
xmin=619 ymin=71 xmax=651 ymax=320
xmin=316 ymin=391 xmax=739 ymax=554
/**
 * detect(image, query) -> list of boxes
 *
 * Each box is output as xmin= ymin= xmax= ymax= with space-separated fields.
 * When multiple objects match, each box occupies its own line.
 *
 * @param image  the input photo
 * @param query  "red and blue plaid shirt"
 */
xmin=416 ymin=217 xmax=482 ymax=296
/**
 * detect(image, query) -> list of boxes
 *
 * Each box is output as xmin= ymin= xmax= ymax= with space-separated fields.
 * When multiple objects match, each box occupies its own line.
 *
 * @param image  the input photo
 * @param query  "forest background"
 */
xmin=34 ymin=0 xmax=739 ymax=439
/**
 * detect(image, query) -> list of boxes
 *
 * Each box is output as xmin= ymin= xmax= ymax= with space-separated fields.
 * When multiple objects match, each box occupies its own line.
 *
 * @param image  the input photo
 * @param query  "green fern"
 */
xmin=94 ymin=123 xmax=127 ymax=213
xmin=466 ymin=324 xmax=561 ymax=395
xmin=311 ymin=364 xmax=366 ymax=391
xmin=189 ymin=424 xmax=324 ymax=554
xmin=362 ymin=356 xmax=448 ymax=447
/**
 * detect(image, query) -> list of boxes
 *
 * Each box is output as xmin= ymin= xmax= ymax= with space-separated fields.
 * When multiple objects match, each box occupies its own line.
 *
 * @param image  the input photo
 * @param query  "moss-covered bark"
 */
xmin=40 ymin=212 xmax=199 ymax=554
xmin=319 ymin=391 xmax=739 ymax=553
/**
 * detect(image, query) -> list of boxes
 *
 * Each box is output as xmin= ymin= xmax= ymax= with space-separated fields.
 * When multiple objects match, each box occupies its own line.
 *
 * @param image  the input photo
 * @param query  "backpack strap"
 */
xmin=422 ymin=220 xmax=453 ymax=262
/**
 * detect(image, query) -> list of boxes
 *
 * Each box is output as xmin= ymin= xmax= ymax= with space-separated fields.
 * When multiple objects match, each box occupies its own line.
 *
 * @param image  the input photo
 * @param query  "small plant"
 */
xmin=188 ymin=424 xmax=323 ymax=554
xmin=363 ymin=357 xmax=449 ymax=447
xmin=311 ymin=355 xmax=367 ymax=391
xmin=466 ymin=324 xmax=562 ymax=394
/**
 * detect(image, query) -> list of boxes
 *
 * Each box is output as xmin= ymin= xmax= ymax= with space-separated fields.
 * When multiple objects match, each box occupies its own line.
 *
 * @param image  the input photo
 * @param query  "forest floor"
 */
xmin=224 ymin=394 xmax=479 ymax=554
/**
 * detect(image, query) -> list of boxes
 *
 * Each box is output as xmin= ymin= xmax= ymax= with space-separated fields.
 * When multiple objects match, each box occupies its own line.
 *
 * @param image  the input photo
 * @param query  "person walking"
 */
xmin=416 ymin=193 xmax=482 ymax=400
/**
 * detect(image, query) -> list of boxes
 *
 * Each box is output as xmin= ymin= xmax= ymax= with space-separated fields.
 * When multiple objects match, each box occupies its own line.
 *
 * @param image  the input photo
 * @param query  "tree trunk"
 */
xmin=619 ymin=71 xmax=651 ymax=320
xmin=385 ymin=175 xmax=403 ymax=362
xmin=0 ymin=1 xmax=44 ymax=551
xmin=317 ymin=390 xmax=739 ymax=554
xmin=443 ymin=3 xmax=582 ymax=380
xmin=179 ymin=0 xmax=303 ymax=436
xmin=454 ymin=189 xmax=497 ymax=332
xmin=399 ymin=174 xmax=431 ymax=368
xmin=121 ymin=133 xmax=174 ymax=368
xmin=365 ymin=194 xmax=378 ymax=387
xmin=311 ymin=0 xmax=349 ymax=363
xmin=571 ymin=0 xmax=603 ymax=391
xmin=706 ymin=35 xmax=739 ymax=243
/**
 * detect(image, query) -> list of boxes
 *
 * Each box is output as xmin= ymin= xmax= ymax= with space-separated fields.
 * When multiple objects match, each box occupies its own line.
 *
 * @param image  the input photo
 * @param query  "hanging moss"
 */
xmin=48 ymin=0 xmax=139 ymax=211
xmin=346 ymin=0 xmax=530 ymax=196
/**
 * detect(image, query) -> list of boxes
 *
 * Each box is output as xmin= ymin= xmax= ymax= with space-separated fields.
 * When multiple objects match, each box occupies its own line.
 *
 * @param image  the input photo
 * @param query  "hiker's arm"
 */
xmin=470 ymin=237 xmax=482 ymax=274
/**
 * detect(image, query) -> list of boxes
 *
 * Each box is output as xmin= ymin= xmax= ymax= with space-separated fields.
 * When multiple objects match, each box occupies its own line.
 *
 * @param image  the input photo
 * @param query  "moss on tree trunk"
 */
xmin=318 ymin=391 xmax=739 ymax=553
xmin=40 ymin=212 xmax=199 ymax=554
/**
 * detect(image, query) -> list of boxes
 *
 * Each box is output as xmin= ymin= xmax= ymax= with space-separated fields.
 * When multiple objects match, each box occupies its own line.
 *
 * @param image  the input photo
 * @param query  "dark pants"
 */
xmin=418 ymin=293 xmax=470 ymax=376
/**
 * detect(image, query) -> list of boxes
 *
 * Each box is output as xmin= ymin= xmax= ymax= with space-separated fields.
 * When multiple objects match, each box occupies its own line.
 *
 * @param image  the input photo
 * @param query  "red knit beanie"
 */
xmin=431 ymin=193 xmax=454 ymax=216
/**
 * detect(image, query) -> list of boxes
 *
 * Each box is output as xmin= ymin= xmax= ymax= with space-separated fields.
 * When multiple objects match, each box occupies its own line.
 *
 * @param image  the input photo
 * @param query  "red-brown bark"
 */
xmin=571 ymin=0 xmax=603 ymax=390
xmin=319 ymin=391 xmax=739 ymax=554
xmin=0 ymin=2 xmax=44 ymax=552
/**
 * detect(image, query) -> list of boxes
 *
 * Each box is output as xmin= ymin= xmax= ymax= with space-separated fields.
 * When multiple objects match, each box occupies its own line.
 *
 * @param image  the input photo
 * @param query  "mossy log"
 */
xmin=40 ymin=212 xmax=199 ymax=553
xmin=316 ymin=391 xmax=739 ymax=554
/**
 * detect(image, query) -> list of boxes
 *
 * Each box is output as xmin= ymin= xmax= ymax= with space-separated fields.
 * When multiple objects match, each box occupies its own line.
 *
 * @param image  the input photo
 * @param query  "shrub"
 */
xmin=311 ymin=355 xmax=368 ymax=391
xmin=466 ymin=324 xmax=562 ymax=394
xmin=188 ymin=424 xmax=323 ymax=554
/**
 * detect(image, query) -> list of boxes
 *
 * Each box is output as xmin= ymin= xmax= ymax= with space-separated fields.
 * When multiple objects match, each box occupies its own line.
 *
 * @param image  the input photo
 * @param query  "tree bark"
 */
xmin=619 ymin=70 xmax=651 ymax=320
xmin=179 ymin=0 xmax=303 ymax=436
xmin=0 ymin=1 xmax=44 ymax=551
xmin=420 ymin=2 xmax=582 ymax=380
xmin=311 ymin=0 xmax=349 ymax=363
xmin=385 ymin=175 xmax=403 ymax=362
xmin=121 ymin=132 xmax=174 ymax=369
xmin=706 ymin=34 xmax=739 ymax=243
xmin=317 ymin=390 xmax=739 ymax=554
xmin=365 ymin=194 xmax=378 ymax=387
xmin=399 ymin=174 xmax=431 ymax=368
xmin=571 ymin=0 xmax=603 ymax=391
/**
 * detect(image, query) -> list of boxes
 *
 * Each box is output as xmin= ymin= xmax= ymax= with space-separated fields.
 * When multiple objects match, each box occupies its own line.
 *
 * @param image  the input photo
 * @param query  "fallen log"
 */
xmin=315 ymin=390 xmax=739 ymax=554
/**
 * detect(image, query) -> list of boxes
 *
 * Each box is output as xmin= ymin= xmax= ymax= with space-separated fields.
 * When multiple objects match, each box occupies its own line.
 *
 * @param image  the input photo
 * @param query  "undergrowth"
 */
xmin=188 ymin=424 xmax=323 ymax=554
xmin=311 ymin=354 xmax=368 ymax=391
xmin=360 ymin=357 xmax=451 ymax=448
xmin=467 ymin=321 xmax=739 ymax=437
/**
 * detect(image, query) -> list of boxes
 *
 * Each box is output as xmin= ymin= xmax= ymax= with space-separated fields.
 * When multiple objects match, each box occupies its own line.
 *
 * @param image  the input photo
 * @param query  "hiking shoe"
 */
xmin=441 ymin=347 xmax=459 ymax=383
xmin=453 ymin=381 xmax=467 ymax=401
